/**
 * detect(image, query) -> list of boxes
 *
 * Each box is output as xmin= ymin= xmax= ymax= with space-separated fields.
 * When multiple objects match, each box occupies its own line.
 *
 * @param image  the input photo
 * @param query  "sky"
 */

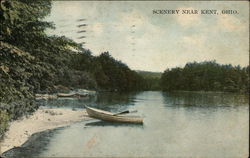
xmin=45 ymin=1 xmax=249 ymax=72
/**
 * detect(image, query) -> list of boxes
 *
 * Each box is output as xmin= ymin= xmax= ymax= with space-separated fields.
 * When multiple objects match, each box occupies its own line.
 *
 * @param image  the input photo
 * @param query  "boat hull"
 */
xmin=57 ymin=93 xmax=76 ymax=97
xmin=85 ymin=106 xmax=143 ymax=124
xmin=57 ymin=93 xmax=88 ymax=97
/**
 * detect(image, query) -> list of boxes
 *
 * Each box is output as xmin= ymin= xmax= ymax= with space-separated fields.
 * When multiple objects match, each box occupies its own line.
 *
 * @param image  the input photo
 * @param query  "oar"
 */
xmin=113 ymin=110 xmax=138 ymax=116
xmin=113 ymin=110 xmax=129 ymax=115
xmin=84 ymin=105 xmax=137 ymax=116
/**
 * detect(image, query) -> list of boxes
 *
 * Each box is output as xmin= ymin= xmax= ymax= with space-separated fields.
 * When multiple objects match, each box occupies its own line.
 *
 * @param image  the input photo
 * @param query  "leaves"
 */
xmin=161 ymin=61 xmax=249 ymax=93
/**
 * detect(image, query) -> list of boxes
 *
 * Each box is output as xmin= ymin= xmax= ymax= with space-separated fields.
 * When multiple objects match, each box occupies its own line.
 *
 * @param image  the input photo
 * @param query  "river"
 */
xmin=4 ymin=91 xmax=249 ymax=157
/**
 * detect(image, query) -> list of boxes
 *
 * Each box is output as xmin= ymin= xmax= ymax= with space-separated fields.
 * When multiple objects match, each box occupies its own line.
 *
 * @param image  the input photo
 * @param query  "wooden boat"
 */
xmin=76 ymin=93 xmax=88 ymax=97
xmin=35 ymin=94 xmax=57 ymax=100
xmin=85 ymin=106 xmax=143 ymax=124
xmin=57 ymin=93 xmax=76 ymax=97
xmin=57 ymin=93 xmax=88 ymax=98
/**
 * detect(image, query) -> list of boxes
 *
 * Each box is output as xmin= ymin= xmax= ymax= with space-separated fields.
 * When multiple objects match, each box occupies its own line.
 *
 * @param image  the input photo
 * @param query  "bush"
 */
xmin=0 ymin=110 xmax=10 ymax=138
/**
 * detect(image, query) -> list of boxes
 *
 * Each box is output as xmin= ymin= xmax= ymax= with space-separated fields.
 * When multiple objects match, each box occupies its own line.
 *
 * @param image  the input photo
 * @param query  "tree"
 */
xmin=161 ymin=61 xmax=249 ymax=93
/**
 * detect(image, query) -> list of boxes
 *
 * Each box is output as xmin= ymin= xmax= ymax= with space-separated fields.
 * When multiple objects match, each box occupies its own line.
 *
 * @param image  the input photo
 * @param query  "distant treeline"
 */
xmin=161 ymin=61 xmax=249 ymax=93
xmin=71 ymin=51 xmax=144 ymax=92
xmin=137 ymin=71 xmax=162 ymax=90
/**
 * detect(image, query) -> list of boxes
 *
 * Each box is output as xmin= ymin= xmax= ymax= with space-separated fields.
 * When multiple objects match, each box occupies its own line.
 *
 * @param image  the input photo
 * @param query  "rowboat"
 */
xmin=77 ymin=93 xmax=88 ymax=97
xmin=57 ymin=93 xmax=76 ymax=97
xmin=85 ymin=106 xmax=143 ymax=124
xmin=57 ymin=93 xmax=89 ymax=97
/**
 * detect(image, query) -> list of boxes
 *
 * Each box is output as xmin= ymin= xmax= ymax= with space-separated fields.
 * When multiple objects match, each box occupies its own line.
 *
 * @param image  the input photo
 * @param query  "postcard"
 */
xmin=0 ymin=0 xmax=249 ymax=158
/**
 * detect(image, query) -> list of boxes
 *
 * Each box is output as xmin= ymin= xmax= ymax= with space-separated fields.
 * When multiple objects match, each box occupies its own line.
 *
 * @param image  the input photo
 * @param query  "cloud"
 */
xmin=175 ymin=7 xmax=201 ymax=28
xmin=116 ymin=9 xmax=166 ymax=50
xmin=181 ymin=34 xmax=205 ymax=47
xmin=51 ymin=1 xmax=84 ymax=20
xmin=217 ymin=14 xmax=247 ymax=32
xmin=46 ymin=1 xmax=249 ymax=71
xmin=112 ymin=10 xmax=146 ymax=33
xmin=89 ymin=23 xmax=104 ymax=36
xmin=121 ymin=10 xmax=145 ymax=27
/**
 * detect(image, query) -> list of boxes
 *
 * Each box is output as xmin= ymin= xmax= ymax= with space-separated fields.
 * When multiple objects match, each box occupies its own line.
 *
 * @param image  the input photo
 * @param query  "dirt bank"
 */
xmin=0 ymin=107 xmax=91 ymax=154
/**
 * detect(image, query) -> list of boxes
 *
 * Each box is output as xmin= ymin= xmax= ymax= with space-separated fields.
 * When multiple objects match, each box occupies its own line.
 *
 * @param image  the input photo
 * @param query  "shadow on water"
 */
xmin=2 ymin=127 xmax=66 ymax=158
xmin=36 ymin=95 xmax=97 ymax=109
xmin=162 ymin=91 xmax=249 ymax=108
xmin=86 ymin=91 xmax=139 ymax=113
xmin=36 ymin=92 xmax=139 ymax=113
xmin=85 ymin=120 xmax=143 ymax=128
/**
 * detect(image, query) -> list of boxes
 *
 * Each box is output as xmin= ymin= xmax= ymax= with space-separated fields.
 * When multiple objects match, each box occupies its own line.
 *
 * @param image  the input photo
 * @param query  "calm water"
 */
xmin=5 ymin=91 xmax=249 ymax=157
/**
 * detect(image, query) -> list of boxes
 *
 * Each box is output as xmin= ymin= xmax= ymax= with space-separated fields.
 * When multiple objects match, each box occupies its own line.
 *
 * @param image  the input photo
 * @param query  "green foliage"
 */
xmin=161 ymin=61 xmax=249 ymax=93
xmin=0 ymin=0 xmax=53 ymax=43
xmin=137 ymin=71 xmax=162 ymax=79
xmin=0 ymin=42 xmax=35 ymax=103
xmin=92 ymin=52 xmax=144 ymax=91
xmin=137 ymin=71 xmax=162 ymax=90
xmin=0 ymin=110 xmax=10 ymax=138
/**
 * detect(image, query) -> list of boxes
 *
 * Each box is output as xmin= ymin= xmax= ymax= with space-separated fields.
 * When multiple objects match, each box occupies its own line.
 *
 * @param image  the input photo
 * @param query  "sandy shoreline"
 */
xmin=0 ymin=107 xmax=91 ymax=154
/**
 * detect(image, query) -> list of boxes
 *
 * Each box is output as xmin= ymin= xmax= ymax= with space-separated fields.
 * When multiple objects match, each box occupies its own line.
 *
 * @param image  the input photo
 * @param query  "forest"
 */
xmin=0 ymin=0 xmax=144 ymax=136
xmin=161 ymin=61 xmax=249 ymax=93
xmin=137 ymin=71 xmax=162 ymax=90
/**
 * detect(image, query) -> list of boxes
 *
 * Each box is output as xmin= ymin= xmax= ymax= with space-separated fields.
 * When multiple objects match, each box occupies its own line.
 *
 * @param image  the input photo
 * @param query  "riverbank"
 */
xmin=0 ymin=107 xmax=91 ymax=154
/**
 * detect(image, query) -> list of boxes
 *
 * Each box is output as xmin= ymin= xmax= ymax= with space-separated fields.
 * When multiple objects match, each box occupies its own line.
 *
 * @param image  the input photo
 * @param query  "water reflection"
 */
xmin=36 ymin=92 xmax=138 ymax=113
xmin=36 ymin=96 xmax=97 ymax=109
xmin=85 ymin=120 xmax=144 ymax=128
xmin=91 ymin=92 xmax=138 ymax=112
xmin=4 ymin=91 xmax=249 ymax=158
xmin=162 ymin=91 xmax=249 ymax=107
xmin=2 ymin=127 xmax=65 ymax=158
